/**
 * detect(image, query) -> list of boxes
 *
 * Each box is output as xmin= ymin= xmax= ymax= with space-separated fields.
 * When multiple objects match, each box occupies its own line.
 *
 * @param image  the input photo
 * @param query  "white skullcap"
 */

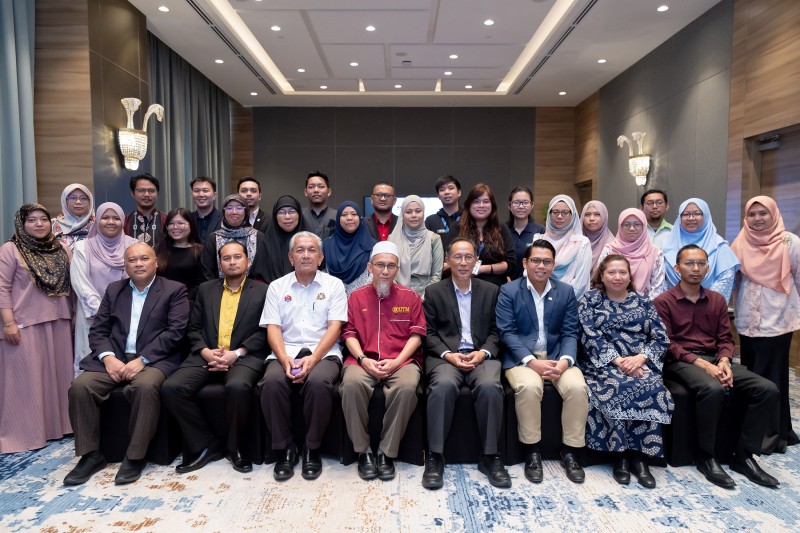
xmin=370 ymin=240 xmax=399 ymax=260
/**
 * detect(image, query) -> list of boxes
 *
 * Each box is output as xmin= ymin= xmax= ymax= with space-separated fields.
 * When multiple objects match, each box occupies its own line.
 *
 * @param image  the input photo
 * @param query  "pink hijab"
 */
xmin=580 ymin=200 xmax=615 ymax=267
xmin=607 ymin=208 xmax=658 ymax=293
xmin=731 ymin=196 xmax=792 ymax=295
xmin=84 ymin=202 xmax=138 ymax=293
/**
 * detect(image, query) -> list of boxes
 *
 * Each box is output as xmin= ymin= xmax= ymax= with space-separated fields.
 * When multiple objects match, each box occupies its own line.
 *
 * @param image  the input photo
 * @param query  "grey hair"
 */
xmin=289 ymin=231 xmax=323 ymax=252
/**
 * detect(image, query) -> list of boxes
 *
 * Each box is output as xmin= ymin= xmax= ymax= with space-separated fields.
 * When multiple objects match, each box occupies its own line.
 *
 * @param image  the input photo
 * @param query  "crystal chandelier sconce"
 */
xmin=118 ymin=98 xmax=164 ymax=170
xmin=617 ymin=132 xmax=650 ymax=186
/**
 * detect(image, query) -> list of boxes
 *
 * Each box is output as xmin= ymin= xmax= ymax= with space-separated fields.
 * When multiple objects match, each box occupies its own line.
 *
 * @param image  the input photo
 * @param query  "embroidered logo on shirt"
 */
xmin=392 ymin=306 xmax=410 ymax=313
xmin=284 ymin=295 xmax=292 ymax=302
xmin=316 ymin=292 xmax=326 ymax=300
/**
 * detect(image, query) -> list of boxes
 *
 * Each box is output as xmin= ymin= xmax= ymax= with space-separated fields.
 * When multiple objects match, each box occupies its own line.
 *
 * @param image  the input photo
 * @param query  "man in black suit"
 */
xmin=365 ymin=182 xmax=398 ymax=241
xmin=238 ymin=176 xmax=270 ymax=233
xmin=162 ymin=241 xmax=268 ymax=474
xmin=190 ymin=176 xmax=223 ymax=241
xmin=421 ymin=238 xmax=510 ymax=489
xmin=65 ymin=242 xmax=189 ymax=486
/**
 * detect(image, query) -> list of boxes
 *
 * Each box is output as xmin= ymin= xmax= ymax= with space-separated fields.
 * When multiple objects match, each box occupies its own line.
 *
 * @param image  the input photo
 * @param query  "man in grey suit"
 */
xmin=65 ymin=242 xmax=189 ymax=486
xmin=162 ymin=241 xmax=268 ymax=474
xmin=421 ymin=238 xmax=509 ymax=489
xmin=496 ymin=239 xmax=589 ymax=485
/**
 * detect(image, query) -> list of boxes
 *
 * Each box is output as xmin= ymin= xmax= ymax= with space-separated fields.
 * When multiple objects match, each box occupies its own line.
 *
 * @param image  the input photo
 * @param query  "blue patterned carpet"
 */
xmin=2 ymin=376 xmax=799 ymax=532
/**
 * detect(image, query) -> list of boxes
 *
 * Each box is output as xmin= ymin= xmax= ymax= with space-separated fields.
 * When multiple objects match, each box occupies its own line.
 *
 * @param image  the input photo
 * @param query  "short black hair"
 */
xmin=676 ymin=244 xmax=707 ymax=264
xmin=525 ymin=239 xmax=556 ymax=260
xmin=306 ymin=171 xmax=329 ymax=186
xmin=190 ymin=176 xmax=216 ymax=192
xmin=130 ymin=173 xmax=159 ymax=192
xmin=641 ymin=189 xmax=668 ymax=206
xmin=218 ymin=239 xmax=248 ymax=259
xmin=448 ymin=237 xmax=477 ymax=255
xmin=237 ymin=176 xmax=261 ymax=192
xmin=434 ymin=175 xmax=461 ymax=193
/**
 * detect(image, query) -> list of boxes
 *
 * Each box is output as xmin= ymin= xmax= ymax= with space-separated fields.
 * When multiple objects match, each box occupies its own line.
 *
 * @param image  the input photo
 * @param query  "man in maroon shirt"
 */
xmin=654 ymin=244 xmax=779 ymax=488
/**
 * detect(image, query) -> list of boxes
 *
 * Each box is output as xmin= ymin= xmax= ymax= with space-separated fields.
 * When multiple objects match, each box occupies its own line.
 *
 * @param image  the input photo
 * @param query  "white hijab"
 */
xmin=389 ymin=195 xmax=433 ymax=286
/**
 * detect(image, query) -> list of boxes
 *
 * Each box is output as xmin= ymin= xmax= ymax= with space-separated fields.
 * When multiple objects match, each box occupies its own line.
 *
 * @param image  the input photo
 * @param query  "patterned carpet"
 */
xmin=2 ymin=377 xmax=799 ymax=532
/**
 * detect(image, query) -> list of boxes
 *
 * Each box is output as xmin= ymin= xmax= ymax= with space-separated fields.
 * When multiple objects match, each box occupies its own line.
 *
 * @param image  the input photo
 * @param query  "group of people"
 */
xmin=0 ymin=171 xmax=797 ymax=493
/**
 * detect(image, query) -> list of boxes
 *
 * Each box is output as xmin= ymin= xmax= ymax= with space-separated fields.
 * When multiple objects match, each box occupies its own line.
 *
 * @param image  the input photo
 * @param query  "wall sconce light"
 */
xmin=118 ymin=98 xmax=164 ymax=170
xmin=617 ymin=132 xmax=650 ymax=186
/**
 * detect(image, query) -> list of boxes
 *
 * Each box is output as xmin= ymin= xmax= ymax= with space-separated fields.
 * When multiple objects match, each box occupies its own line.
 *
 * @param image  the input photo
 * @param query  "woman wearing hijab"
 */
xmin=389 ymin=195 xmax=443 ymax=297
xmin=1 ymin=204 xmax=73 ymax=453
xmin=580 ymin=200 xmax=615 ymax=271
xmin=322 ymin=201 xmax=376 ymax=296
xmin=262 ymin=195 xmax=307 ymax=284
xmin=70 ymin=202 xmax=137 ymax=375
xmin=51 ymin=183 xmax=95 ymax=250
xmin=201 ymin=194 xmax=267 ymax=282
xmin=731 ymin=196 xmax=800 ymax=452
xmin=661 ymin=198 xmax=740 ymax=302
xmin=534 ymin=195 xmax=592 ymax=298
xmin=597 ymin=208 xmax=666 ymax=299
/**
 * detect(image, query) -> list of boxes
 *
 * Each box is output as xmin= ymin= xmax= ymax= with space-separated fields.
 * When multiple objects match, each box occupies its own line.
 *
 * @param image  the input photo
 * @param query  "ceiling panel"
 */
xmin=308 ymin=10 xmax=431 ymax=44
xmin=435 ymin=0 xmax=555 ymax=44
xmin=390 ymin=67 xmax=508 ymax=80
xmin=364 ymin=79 xmax=437 ymax=91
xmin=388 ymin=44 xmax=524 ymax=68
xmin=245 ymin=11 xmax=328 ymax=77
xmin=322 ymin=44 xmax=387 ymax=78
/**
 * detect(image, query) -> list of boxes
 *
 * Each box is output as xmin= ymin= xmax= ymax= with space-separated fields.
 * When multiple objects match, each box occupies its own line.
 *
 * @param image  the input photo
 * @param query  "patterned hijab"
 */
xmin=580 ymin=200 xmax=615 ymax=267
xmin=607 ymin=209 xmax=658 ymax=293
xmin=11 ymin=204 xmax=71 ymax=296
xmin=51 ymin=183 xmax=95 ymax=248
xmin=213 ymin=194 xmax=258 ymax=277
xmin=731 ymin=196 xmax=792 ymax=295
xmin=389 ymin=195 xmax=433 ymax=286
xmin=85 ymin=203 xmax=138 ymax=292
xmin=544 ymin=195 xmax=585 ymax=279
xmin=323 ymin=201 xmax=376 ymax=285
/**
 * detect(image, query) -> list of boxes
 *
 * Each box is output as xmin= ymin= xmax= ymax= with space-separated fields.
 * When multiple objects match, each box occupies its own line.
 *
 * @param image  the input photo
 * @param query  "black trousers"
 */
xmin=162 ymin=364 xmax=262 ymax=454
xmin=664 ymin=355 xmax=778 ymax=457
xmin=739 ymin=333 xmax=796 ymax=452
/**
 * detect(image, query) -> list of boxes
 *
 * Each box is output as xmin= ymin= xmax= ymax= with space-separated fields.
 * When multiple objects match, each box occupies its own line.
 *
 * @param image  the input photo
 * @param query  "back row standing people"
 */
xmin=52 ymin=183 xmax=95 ymax=250
xmin=124 ymin=174 xmax=167 ymax=248
xmin=238 ymin=177 xmax=270 ymax=232
xmin=536 ymin=195 xmax=592 ymax=298
xmin=580 ymin=200 xmax=614 ymax=271
xmin=507 ymin=186 xmax=544 ymax=280
xmin=322 ymin=202 xmax=376 ymax=296
xmin=301 ymin=171 xmax=337 ymax=239
xmin=389 ymin=195 xmax=443 ymax=297
xmin=424 ymin=175 xmax=464 ymax=253
xmin=641 ymin=189 xmax=673 ymax=245
xmin=189 ymin=176 xmax=222 ymax=242
xmin=366 ymin=182 xmax=398 ymax=241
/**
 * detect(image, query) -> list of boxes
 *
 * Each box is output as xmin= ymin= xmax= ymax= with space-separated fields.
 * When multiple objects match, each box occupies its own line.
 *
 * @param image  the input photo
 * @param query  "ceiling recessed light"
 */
xmin=350 ymin=62 xmax=359 ymax=67
xmin=394 ymin=84 xmax=402 ymax=89
xmin=366 ymin=25 xmax=376 ymax=32
xmin=214 ymin=59 xmax=224 ymax=64
xmin=465 ymin=85 xmax=473 ymax=89
xmin=444 ymin=71 xmax=452 ymax=76
xmin=157 ymin=6 xmax=169 ymax=12
xmin=449 ymin=54 xmax=458 ymax=59
xmin=297 ymin=68 xmax=306 ymax=73
xmin=597 ymin=58 xmax=607 ymax=64
xmin=270 ymin=25 xmax=281 ymax=32
xmin=483 ymin=19 xmax=494 ymax=26
xmin=558 ymin=91 xmax=566 ymax=95
xmin=250 ymin=92 xmax=257 ymax=96
xmin=320 ymin=85 xmax=328 ymax=90
xmin=657 ymin=5 xmax=669 ymax=12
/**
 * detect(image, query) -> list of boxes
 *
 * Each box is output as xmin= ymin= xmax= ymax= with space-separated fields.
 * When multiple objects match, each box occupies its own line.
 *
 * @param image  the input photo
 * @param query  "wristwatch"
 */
xmin=357 ymin=355 xmax=365 ymax=364
xmin=234 ymin=349 xmax=244 ymax=360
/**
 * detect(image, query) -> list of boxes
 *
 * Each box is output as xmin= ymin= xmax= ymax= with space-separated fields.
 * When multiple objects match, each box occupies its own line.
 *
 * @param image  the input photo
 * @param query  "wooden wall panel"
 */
xmin=761 ymin=129 xmax=800 ymax=235
xmin=534 ymin=108 xmax=577 ymax=216
xmin=574 ymin=92 xmax=599 ymax=199
xmin=230 ymin=102 xmax=253 ymax=190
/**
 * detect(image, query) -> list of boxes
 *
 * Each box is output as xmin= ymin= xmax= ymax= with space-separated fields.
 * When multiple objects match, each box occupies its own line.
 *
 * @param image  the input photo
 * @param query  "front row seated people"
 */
xmin=422 ymin=238 xmax=509 ymax=489
xmin=340 ymin=241 xmax=426 ymax=481
xmin=654 ymin=244 xmax=780 ymax=488
xmin=259 ymin=232 xmax=348 ymax=481
xmin=64 ymin=242 xmax=189 ymax=486
xmin=161 ymin=241 xmax=268 ymax=474
xmin=496 ymin=239 xmax=589 ymax=485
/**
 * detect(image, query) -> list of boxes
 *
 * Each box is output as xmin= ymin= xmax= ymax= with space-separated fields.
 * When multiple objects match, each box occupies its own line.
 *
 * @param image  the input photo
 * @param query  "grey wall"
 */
xmin=597 ymin=0 xmax=733 ymax=234
xmin=252 ymin=107 xmax=535 ymax=220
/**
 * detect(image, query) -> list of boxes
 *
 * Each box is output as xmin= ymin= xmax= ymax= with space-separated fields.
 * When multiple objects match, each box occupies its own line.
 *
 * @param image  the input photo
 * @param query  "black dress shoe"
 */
xmin=227 ymin=449 xmax=252 ymax=473
xmin=302 ymin=447 xmax=323 ymax=480
xmin=478 ymin=454 xmax=512 ymax=489
xmin=64 ymin=450 xmax=108 ymax=486
xmin=524 ymin=451 xmax=543 ymax=483
xmin=422 ymin=451 xmax=444 ymax=490
xmin=115 ymin=456 xmax=146 ymax=485
xmin=273 ymin=445 xmax=299 ymax=481
xmin=176 ymin=445 xmax=223 ymax=474
xmin=376 ymin=452 xmax=396 ymax=481
xmin=358 ymin=451 xmax=378 ymax=480
xmin=730 ymin=456 xmax=779 ymax=488
xmin=561 ymin=450 xmax=585 ymax=484
xmin=630 ymin=455 xmax=656 ymax=489
xmin=696 ymin=457 xmax=735 ymax=489
xmin=612 ymin=456 xmax=630 ymax=485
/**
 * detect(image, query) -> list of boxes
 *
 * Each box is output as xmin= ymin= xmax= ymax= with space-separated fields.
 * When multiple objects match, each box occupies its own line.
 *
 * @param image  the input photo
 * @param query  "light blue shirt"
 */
xmin=520 ymin=277 xmax=574 ymax=367
xmin=98 ymin=277 xmax=155 ymax=364
xmin=441 ymin=281 xmax=492 ymax=358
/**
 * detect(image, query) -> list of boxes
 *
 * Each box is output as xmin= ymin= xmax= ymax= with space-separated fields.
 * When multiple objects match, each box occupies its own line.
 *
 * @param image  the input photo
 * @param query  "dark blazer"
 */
xmin=191 ymin=208 xmax=223 ymax=242
xmin=81 ymin=276 xmax=190 ymax=376
xmin=251 ymin=207 xmax=270 ymax=233
xmin=496 ymin=276 xmax=578 ymax=370
xmin=185 ymin=278 xmax=268 ymax=372
xmin=422 ymin=278 xmax=501 ymax=371
xmin=365 ymin=213 xmax=397 ymax=241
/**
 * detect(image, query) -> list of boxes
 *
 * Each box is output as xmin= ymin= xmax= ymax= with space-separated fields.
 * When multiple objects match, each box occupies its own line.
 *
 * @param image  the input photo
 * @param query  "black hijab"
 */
xmin=263 ymin=195 xmax=307 ymax=283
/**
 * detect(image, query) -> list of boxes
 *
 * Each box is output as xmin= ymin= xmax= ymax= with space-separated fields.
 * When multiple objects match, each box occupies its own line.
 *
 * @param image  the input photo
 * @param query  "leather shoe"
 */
xmin=358 ymin=451 xmax=378 ymax=480
xmin=273 ymin=445 xmax=299 ymax=481
xmin=376 ymin=452 xmax=396 ymax=481
xmin=612 ymin=456 xmax=631 ymax=485
xmin=64 ymin=450 xmax=108 ymax=486
xmin=227 ymin=449 xmax=252 ymax=473
xmin=524 ymin=451 xmax=543 ymax=483
xmin=478 ymin=454 xmax=512 ymax=488
xmin=561 ymin=450 xmax=585 ymax=484
xmin=176 ymin=445 xmax=223 ymax=474
xmin=302 ymin=447 xmax=323 ymax=480
xmin=696 ymin=457 xmax=735 ymax=489
xmin=631 ymin=455 xmax=656 ymax=489
xmin=730 ymin=456 xmax=779 ymax=488
xmin=422 ymin=451 xmax=444 ymax=490
xmin=115 ymin=456 xmax=146 ymax=485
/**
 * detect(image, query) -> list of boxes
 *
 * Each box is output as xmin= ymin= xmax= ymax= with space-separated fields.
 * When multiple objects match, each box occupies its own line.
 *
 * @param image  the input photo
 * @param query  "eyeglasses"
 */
xmin=680 ymin=212 xmax=703 ymax=219
xmin=372 ymin=193 xmax=394 ymax=200
xmin=450 ymin=254 xmax=476 ymax=264
xmin=527 ymin=258 xmax=554 ymax=267
xmin=277 ymin=208 xmax=298 ymax=217
xmin=511 ymin=201 xmax=531 ymax=208
xmin=621 ymin=222 xmax=644 ymax=230
xmin=66 ymin=195 xmax=90 ymax=203
xmin=644 ymin=200 xmax=665 ymax=207
xmin=224 ymin=206 xmax=245 ymax=213
xmin=135 ymin=188 xmax=157 ymax=195
xmin=371 ymin=262 xmax=398 ymax=271
xmin=549 ymin=209 xmax=572 ymax=217
xmin=681 ymin=260 xmax=708 ymax=267
xmin=167 ymin=222 xmax=188 ymax=228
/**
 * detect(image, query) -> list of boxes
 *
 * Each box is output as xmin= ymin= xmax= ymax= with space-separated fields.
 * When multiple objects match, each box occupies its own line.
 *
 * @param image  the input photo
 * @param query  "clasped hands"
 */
xmin=201 ymin=347 xmax=238 ymax=372
xmin=698 ymin=357 xmax=733 ymax=389
xmin=103 ymin=355 xmax=146 ymax=382
xmin=444 ymin=350 xmax=486 ymax=372
xmin=527 ymin=357 xmax=569 ymax=380
xmin=360 ymin=357 xmax=401 ymax=380
xmin=614 ymin=354 xmax=648 ymax=378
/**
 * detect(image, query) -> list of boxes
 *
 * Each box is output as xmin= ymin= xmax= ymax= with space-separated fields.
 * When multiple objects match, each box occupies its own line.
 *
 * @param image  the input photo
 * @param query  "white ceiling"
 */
xmin=129 ymin=0 xmax=721 ymax=107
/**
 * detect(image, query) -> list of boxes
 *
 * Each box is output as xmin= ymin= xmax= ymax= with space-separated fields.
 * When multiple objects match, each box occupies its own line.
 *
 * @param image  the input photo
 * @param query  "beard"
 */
xmin=374 ymin=280 xmax=392 ymax=298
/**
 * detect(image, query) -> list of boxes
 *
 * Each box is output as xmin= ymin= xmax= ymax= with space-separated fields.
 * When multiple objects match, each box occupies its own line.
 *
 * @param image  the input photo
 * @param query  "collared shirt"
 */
xmin=374 ymin=214 xmax=392 ymax=241
xmin=194 ymin=207 xmax=219 ymax=242
xmin=261 ymin=270 xmax=348 ymax=361
xmin=521 ymin=277 xmax=552 ymax=365
xmin=248 ymin=208 xmax=261 ymax=227
xmin=425 ymin=208 xmax=462 ymax=250
xmin=218 ymin=278 xmax=244 ymax=350
xmin=449 ymin=280 xmax=492 ymax=359
xmin=648 ymin=219 xmax=673 ymax=246
xmin=302 ymin=206 xmax=336 ymax=239
xmin=99 ymin=277 xmax=156 ymax=362
xmin=653 ymin=283 xmax=734 ymax=364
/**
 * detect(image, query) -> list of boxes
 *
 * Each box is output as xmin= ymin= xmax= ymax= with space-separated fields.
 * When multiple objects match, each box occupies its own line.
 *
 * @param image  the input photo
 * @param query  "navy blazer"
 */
xmin=496 ymin=276 xmax=579 ymax=369
xmin=80 ymin=276 xmax=190 ymax=377
xmin=191 ymin=208 xmax=223 ymax=242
